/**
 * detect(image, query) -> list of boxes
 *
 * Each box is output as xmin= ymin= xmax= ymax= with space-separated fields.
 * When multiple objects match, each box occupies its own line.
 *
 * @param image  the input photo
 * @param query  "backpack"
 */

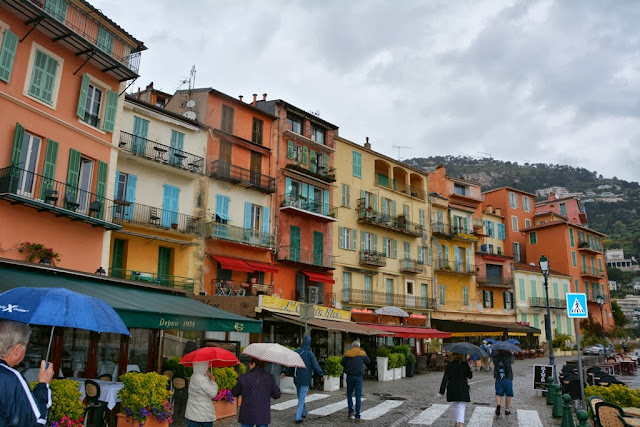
xmin=497 ymin=361 xmax=506 ymax=379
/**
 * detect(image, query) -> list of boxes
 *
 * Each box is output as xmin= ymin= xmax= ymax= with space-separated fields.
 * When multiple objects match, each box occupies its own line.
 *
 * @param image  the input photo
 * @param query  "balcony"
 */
xmin=476 ymin=276 xmax=514 ymax=288
xmin=359 ymin=250 xmax=386 ymax=267
xmin=277 ymin=245 xmax=334 ymax=268
xmin=577 ymin=240 xmax=602 ymax=254
xmin=580 ymin=269 xmax=606 ymax=279
xmin=0 ymin=166 xmax=120 ymax=230
xmin=206 ymin=222 xmax=275 ymax=250
xmin=109 ymin=268 xmax=194 ymax=292
xmin=284 ymin=163 xmax=336 ymax=183
xmin=434 ymin=260 xmax=474 ymax=275
xmin=279 ymin=195 xmax=337 ymax=222
xmin=357 ymin=200 xmax=423 ymax=237
xmin=390 ymin=179 xmax=426 ymax=201
xmin=529 ymin=297 xmax=567 ymax=309
xmin=4 ymin=0 xmax=143 ymax=81
xmin=213 ymin=280 xmax=273 ymax=297
xmin=587 ymin=294 xmax=607 ymax=303
xmin=209 ymin=160 xmax=275 ymax=193
xmin=430 ymin=222 xmax=477 ymax=241
xmin=119 ymin=132 xmax=204 ymax=175
xmin=431 ymin=222 xmax=449 ymax=236
xmin=399 ymin=258 xmax=425 ymax=274
xmin=294 ymin=290 xmax=336 ymax=307
xmin=342 ymin=288 xmax=436 ymax=310
xmin=111 ymin=200 xmax=200 ymax=235
xmin=282 ymin=120 xmax=335 ymax=152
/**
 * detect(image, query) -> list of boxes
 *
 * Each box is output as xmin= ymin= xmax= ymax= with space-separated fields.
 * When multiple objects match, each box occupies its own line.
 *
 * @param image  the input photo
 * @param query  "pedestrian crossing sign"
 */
xmin=566 ymin=293 xmax=588 ymax=318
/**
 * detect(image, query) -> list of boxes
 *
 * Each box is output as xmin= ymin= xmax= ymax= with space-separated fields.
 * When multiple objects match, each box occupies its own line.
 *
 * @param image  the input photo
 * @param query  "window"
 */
xmin=483 ymin=290 xmax=494 ymax=308
xmin=287 ymin=141 xmax=307 ymax=163
xmin=249 ymin=204 xmax=262 ymax=231
xmin=513 ymin=242 xmax=521 ymax=262
xmin=497 ymin=223 xmax=506 ymax=239
xmin=310 ymin=124 xmax=325 ymax=144
xmin=76 ymin=74 xmax=118 ymax=132
xmin=14 ymin=130 xmax=42 ymax=197
xmin=559 ymin=203 xmax=567 ymax=216
xmin=83 ymin=84 xmax=102 ymax=127
xmin=383 ymin=237 xmax=395 ymax=258
xmin=522 ymin=196 xmax=531 ymax=212
xmin=508 ymin=192 xmax=518 ymax=208
xmin=524 ymin=218 xmax=531 ymax=228
xmin=511 ymin=216 xmax=518 ymax=231
xmin=287 ymin=112 xmax=303 ymax=134
xmin=403 ymin=242 xmax=410 ymax=259
xmin=439 ymin=285 xmax=446 ymax=305
xmin=418 ymin=246 xmax=427 ymax=264
xmin=0 ymin=28 xmax=18 ymax=83
xmin=338 ymin=227 xmax=355 ymax=250
xmin=45 ymin=0 xmax=67 ymax=22
xmin=530 ymin=232 xmax=537 ymax=244
xmin=454 ymin=183 xmax=467 ymax=196
xmin=251 ymin=118 xmax=263 ymax=145
xmin=463 ymin=286 xmax=469 ymax=305
xmin=28 ymin=49 xmax=59 ymax=104
xmin=572 ymin=251 xmax=577 ymax=267
xmin=221 ymin=104 xmax=234 ymax=133
xmin=418 ymin=209 xmax=426 ymax=227
xmin=341 ymin=184 xmax=350 ymax=207
xmin=214 ymin=194 xmax=230 ymax=224
xmin=364 ymin=275 xmax=372 ymax=303
xmin=352 ymin=151 xmax=362 ymax=177
xmin=569 ymin=228 xmax=575 ymax=246
xmin=504 ymin=292 xmax=514 ymax=309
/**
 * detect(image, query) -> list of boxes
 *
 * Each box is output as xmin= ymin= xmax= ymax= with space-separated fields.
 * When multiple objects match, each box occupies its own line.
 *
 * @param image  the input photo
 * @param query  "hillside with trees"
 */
xmin=407 ymin=156 xmax=640 ymax=260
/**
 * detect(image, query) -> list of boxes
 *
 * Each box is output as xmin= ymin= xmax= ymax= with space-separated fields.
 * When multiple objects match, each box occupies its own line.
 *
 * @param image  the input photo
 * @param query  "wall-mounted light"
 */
xmin=95 ymin=267 xmax=106 ymax=275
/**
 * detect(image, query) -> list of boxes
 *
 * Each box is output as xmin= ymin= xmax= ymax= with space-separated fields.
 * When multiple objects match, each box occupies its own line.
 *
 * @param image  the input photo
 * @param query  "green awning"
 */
xmin=0 ymin=265 xmax=262 ymax=333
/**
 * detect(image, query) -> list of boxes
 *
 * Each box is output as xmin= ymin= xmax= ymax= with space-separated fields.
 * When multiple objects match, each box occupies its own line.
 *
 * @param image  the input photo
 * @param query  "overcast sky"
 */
xmin=94 ymin=0 xmax=640 ymax=183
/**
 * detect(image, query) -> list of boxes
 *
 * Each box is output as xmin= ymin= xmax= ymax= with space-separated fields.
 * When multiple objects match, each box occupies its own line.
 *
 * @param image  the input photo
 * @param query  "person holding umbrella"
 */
xmin=439 ymin=351 xmax=473 ymax=427
xmin=492 ymin=348 xmax=514 ymax=416
xmin=184 ymin=361 xmax=218 ymax=427
xmin=232 ymin=357 xmax=281 ymax=427
xmin=0 ymin=320 xmax=54 ymax=426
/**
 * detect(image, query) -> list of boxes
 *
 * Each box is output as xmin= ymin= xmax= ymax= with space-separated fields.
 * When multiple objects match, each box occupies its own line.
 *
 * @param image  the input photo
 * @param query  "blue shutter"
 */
xmin=393 ymin=239 xmax=397 ymax=258
xmin=373 ymin=234 xmax=378 ymax=252
xmin=285 ymin=177 xmax=292 ymax=199
xmin=262 ymin=207 xmax=270 ymax=234
xmin=132 ymin=116 xmax=149 ymax=155
xmin=170 ymin=130 xmax=185 ymax=165
xmin=324 ymin=189 xmax=329 ymax=215
xmin=124 ymin=174 xmax=136 ymax=218
xmin=113 ymin=170 xmax=120 ymax=199
xmin=244 ymin=202 xmax=252 ymax=229
xmin=0 ymin=29 xmax=19 ymax=83
xmin=162 ymin=184 xmax=179 ymax=227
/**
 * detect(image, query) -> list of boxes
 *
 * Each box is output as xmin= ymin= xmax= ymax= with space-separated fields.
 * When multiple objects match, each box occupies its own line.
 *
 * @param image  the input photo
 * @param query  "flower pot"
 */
xmin=323 ymin=376 xmax=340 ymax=392
xmin=280 ymin=376 xmax=297 ymax=394
xmin=393 ymin=367 xmax=401 ymax=380
xmin=171 ymin=223 xmax=178 ymax=229
xmin=212 ymin=398 xmax=237 ymax=419
xmin=377 ymin=357 xmax=389 ymax=382
xmin=117 ymin=413 xmax=169 ymax=427
xmin=401 ymin=366 xmax=406 ymax=378
xmin=406 ymin=362 xmax=415 ymax=377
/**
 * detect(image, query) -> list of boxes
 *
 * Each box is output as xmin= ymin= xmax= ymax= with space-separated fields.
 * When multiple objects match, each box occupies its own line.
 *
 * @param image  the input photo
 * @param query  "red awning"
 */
xmin=362 ymin=324 xmax=452 ymax=339
xmin=245 ymin=261 xmax=279 ymax=274
xmin=212 ymin=256 xmax=254 ymax=273
xmin=302 ymin=271 xmax=335 ymax=284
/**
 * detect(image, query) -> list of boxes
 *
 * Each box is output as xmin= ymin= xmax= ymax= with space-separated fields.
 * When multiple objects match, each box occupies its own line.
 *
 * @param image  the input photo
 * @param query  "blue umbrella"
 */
xmin=491 ymin=341 xmax=522 ymax=353
xmin=507 ymin=338 xmax=520 ymax=345
xmin=485 ymin=338 xmax=496 ymax=344
xmin=0 ymin=287 xmax=130 ymax=359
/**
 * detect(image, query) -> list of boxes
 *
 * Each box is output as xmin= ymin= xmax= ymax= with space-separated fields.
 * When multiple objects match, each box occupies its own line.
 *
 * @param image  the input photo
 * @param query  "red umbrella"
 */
xmin=179 ymin=346 xmax=239 ymax=368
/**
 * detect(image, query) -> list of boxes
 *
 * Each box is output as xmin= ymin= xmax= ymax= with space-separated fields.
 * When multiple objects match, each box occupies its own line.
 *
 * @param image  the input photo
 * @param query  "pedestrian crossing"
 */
xmin=271 ymin=395 xmax=544 ymax=425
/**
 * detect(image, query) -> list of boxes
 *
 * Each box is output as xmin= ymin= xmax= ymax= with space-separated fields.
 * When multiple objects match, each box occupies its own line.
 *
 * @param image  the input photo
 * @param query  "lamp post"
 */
xmin=596 ymin=295 xmax=607 ymax=356
xmin=539 ymin=254 xmax=557 ymax=381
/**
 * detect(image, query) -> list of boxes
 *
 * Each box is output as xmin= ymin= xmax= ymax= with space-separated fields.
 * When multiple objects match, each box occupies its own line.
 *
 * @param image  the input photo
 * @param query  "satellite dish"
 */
xmin=183 ymin=111 xmax=197 ymax=120
xmin=186 ymin=99 xmax=196 ymax=108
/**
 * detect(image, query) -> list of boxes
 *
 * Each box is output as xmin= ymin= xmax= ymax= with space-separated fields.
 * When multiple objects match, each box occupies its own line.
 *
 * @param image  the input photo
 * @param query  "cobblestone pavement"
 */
xmin=170 ymin=354 xmax=636 ymax=426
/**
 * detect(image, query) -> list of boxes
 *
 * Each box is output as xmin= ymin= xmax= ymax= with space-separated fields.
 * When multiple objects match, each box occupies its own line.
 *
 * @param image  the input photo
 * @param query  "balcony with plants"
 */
xmin=213 ymin=279 xmax=273 ymax=297
xmin=356 ymin=199 xmax=422 ymax=237
xmin=359 ymin=250 xmax=386 ymax=267
xmin=119 ymin=132 xmax=204 ymax=175
xmin=206 ymin=222 xmax=275 ymax=250
xmin=341 ymin=288 xmax=435 ymax=310
xmin=279 ymin=194 xmax=337 ymax=222
xmin=284 ymin=162 xmax=336 ymax=183
xmin=276 ymin=245 xmax=334 ymax=269
xmin=0 ymin=165 xmax=120 ymax=230
xmin=111 ymin=200 xmax=200 ymax=235
xmin=399 ymin=258 xmax=425 ymax=274
xmin=209 ymin=160 xmax=275 ymax=193
xmin=109 ymin=267 xmax=195 ymax=292
xmin=434 ymin=259 xmax=474 ymax=275
xmin=528 ymin=297 xmax=567 ymax=309
xmin=577 ymin=239 xmax=602 ymax=254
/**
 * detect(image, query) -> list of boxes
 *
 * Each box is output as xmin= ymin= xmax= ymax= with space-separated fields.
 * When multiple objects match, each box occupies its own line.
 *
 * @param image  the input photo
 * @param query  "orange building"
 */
xmin=0 ymin=0 xmax=145 ymax=272
xmin=535 ymin=193 xmax=588 ymax=226
xmin=255 ymin=97 xmax=338 ymax=305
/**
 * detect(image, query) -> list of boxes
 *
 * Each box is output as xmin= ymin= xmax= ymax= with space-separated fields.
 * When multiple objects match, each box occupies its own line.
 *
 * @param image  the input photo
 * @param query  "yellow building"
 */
xmin=333 ymin=137 xmax=433 ymax=319
xmin=107 ymin=95 xmax=208 ymax=293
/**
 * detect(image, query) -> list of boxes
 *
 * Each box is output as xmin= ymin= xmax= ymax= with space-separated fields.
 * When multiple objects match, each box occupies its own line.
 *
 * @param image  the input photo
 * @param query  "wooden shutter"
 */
xmin=39 ymin=139 xmax=59 ymax=199
xmin=111 ymin=239 xmax=125 ymax=274
xmin=309 ymin=149 xmax=317 ymax=172
xmin=262 ymin=206 xmax=270 ymax=235
xmin=65 ymin=148 xmax=81 ymax=199
xmin=10 ymin=122 xmax=25 ymax=167
xmin=290 ymin=226 xmax=301 ymax=261
xmin=158 ymin=247 xmax=172 ymax=278
xmin=124 ymin=174 xmax=136 ymax=218
xmin=94 ymin=160 xmax=107 ymax=219
xmin=76 ymin=74 xmax=90 ymax=118
xmin=0 ymin=29 xmax=18 ymax=83
xmin=339 ymin=226 xmax=344 ymax=248
xmin=103 ymin=90 xmax=118 ymax=132
xmin=244 ymin=202 xmax=252 ymax=229
xmin=287 ymin=140 xmax=294 ymax=159
xmin=313 ymin=231 xmax=323 ymax=266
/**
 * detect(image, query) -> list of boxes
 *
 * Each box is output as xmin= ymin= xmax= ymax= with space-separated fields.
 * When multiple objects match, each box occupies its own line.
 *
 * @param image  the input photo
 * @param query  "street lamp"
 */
xmin=596 ymin=295 xmax=607 ymax=356
xmin=539 ymin=254 xmax=557 ymax=381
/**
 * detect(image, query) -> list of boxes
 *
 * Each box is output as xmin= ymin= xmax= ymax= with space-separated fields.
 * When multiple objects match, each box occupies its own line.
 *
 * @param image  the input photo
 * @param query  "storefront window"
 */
xmin=162 ymin=329 xmax=201 ymax=370
xmin=127 ymin=328 xmax=150 ymax=373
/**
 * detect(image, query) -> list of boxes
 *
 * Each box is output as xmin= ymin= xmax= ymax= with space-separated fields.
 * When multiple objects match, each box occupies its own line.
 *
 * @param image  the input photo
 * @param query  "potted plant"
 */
xmin=211 ymin=367 xmax=239 ymax=419
xmin=18 ymin=241 xmax=61 ymax=266
xmin=31 ymin=378 xmax=85 ymax=426
xmin=376 ymin=346 xmax=391 ymax=382
xmin=389 ymin=353 xmax=403 ymax=380
xmin=392 ymin=345 xmax=410 ymax=377
xmin=323 ymin=356 xmax=343 ymax=391
xmin=405 ymin=352 xmax=417 ymax=377
xmin=117 ymin=372 xmax=173 ymax=426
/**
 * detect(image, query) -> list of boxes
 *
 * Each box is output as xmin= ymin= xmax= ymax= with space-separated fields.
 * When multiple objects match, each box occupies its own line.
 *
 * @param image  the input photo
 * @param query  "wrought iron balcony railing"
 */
xmin=209 ymin=160 xmax=276 ymax=193
xmin=528 ymin=297 xmax=567 ymax=309
xmin=359 ymin=250 xmax=386 ymax=267
xmin=214 ymin=280 xmax=273 ymax=297
xmin=109 ymin=267 xmax=194 ymax=292
xmin=111 ymin=200 xmax=200 ymax=234
xmin=284 ymin=163 xmax=336 ymax=183
xmin=475 ymin=276 xmax=515 ymax=288
xmin=580 ymin=269 xmax=606 ymax=279
xmin=577 ymin=240 xmax=602 ymax=253
xmin=434 ymin=259 xmax=474 ymax=274
xmin=277 ymin=245 xmax=334 ymax=268
xmin=356 ymin=199 xmax=423 ymax=236
xmin=119 ymin=132 xmax=204 ymax=174
xmin=206 ymin=222 xmax=275 ymax=250
xmin=294 ymin=290 xmax=336 ymax=307
xmin=390 ymin=179 xmax=426 ymax=200
xmin=342 ymin=288 xmax=436 ymax=310
xmin=399 ymin=258 xmax=425 ymax=274
xmin=0 ymin=165 xmax=119 ymax=229
xmin=279 ymin=195 xmax=337 ymax=220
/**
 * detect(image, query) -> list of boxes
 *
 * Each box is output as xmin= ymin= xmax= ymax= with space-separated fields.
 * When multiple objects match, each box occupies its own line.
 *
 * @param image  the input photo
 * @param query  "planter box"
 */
xmin=401 ymin=366 xmax=406 ymax=378
xmin=377 ymin=357 xmax=390 ymax=382
xmin=212 ymin=398 xmax=238 ymax=419
xmin=342 ymin=373 xmax=347 ymax=388
xmin=406 ymin=363 xmax=415 ymax=377
xmin=117 ymin=413 xmax=169 ymax=427
xmin=323 ymin=376 xmax=340 ymax=392
xmin=393 ymin=368 xmax=401 ymax=380
xmin=280 ymin=376 xmax=297 ymax=394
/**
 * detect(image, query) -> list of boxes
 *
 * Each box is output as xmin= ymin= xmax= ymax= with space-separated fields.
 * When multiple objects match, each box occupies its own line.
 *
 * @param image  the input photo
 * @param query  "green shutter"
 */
xmin=287 ymin=140 xmax=294 ymax=159
xmin=313 ymin=231 xmax=323 ymax=265
xmin=338 ymin=226 xmax=344 ymax=248
xmin=0 ymin=29 xmax=18 ymax=83
xmin=309 ymin=149 xmax=317 ymax=173
xmin=302 ymin=146 xmax=308 ymax=164
xmin=158 ymin=247 xmax=172 ymax=278
xmin=393 ymin=239 xmax=397 ymax=258
xmin=10 ymin=122 xmax=25 ymax=166
xmin=103 ymin=90 xmax=118 ymax=132
xmin=351 ymin=229 xmax=357 ymax=251
xmin=518 ymin=278 xmax=526 ymax=301
xmin=65 ymin=148 xmax=81 ymax=200
xmin=111 ymin=239 xmax=125 ymax=274
xmin=39 ymin=139 xmax=59 ymax=199
xmin=95 ymin=160 xmax=108 ymax=219
xmin=290 ymin=226 xmax=301 ymax=262
xmin=76 ymin=73 xmax=90 ymax=118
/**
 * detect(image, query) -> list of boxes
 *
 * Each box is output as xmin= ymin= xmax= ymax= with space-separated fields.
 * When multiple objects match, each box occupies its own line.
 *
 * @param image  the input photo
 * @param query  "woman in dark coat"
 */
xmin=231 ymin=358 xmax=281 ymax=427
xmin=439 ymin=353 xmax=473 ymax=427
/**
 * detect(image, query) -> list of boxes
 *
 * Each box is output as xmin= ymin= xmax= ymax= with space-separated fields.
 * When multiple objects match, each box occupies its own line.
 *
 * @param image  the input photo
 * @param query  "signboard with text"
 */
xmin=259 ymin=295 xmax=351 ymax=321
xmin=533 ymin=364 xmax=555 ymax=391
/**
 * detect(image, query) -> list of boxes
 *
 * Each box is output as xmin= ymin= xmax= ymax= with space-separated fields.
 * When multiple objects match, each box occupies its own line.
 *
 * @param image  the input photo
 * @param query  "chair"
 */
xmin=163 ymin=368 xmax=175 ymax=391
xmin=97 ymin=373 xmax=112 ymax=381
xmin=89 ymin=200 xmax=102 ymax=217
xmin=149 ymin=207 xmax=161 ymax=225
xmin=416 ymin=356 xmax=428 ymax=374
xmin=44 ymin=189 xmax=59 ymax=205
xmin=435 ymin=354 xmax=446 ymax=371
xmin=589 ymin=395 xmax=604 ymax=427
xmin=595 ymin=402 xmax=625 ymax=427
xmin=172 ymin=376 xmax=188 ymax=418
xmin=84 ymin=380 xmax=107 ymax=427
xmin=65 ymin=193 xmax=80 ymax=211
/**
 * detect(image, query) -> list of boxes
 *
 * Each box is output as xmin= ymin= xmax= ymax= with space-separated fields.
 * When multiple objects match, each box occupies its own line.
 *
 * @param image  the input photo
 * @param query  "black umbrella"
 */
xmin=491 ymin=341 xmax=522 ymax=353
xmin=443 ymin=342 xmax=484 ymax=357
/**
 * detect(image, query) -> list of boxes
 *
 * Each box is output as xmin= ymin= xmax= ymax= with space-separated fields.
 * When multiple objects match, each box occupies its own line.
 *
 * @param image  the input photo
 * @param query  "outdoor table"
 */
xmin=623 ymin=407 xmax=640 ymax=418
xmin=598 ymin=363 xmax=618 ymax=375
xmin=112 ymin=364 xmax=140 ymax=380
xmin=72 ymin=378 xmax=124 ymax=410
xmin=621 ymin=360 xmax=636 ymax=375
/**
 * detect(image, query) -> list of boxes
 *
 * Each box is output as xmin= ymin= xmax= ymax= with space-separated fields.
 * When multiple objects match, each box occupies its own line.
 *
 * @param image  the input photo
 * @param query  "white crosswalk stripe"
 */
xmin=467 ymin=406 xmax=495 ymax=427
xmin=517 ymin=409 xmax=544 ymax=427
xmin=270 ymin=393 xmax=330 ymax=411
xmin=359 ymin=399 xmax=404 ymax=420
xmin=307 ymin=398 xmax=367 ymax=416
xmin=408 ymin=404 xmax=451 ymax=425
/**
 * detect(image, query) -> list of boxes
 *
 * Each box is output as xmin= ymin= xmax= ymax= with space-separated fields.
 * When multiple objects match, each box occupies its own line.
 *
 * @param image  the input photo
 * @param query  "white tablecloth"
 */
xmin=112 ymin=364 xmax=140 ymax=380
xmin=73 ymin=378 xmax=124 ymax=410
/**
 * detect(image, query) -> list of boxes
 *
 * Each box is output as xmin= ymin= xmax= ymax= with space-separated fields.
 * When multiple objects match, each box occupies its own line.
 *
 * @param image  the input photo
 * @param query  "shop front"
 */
xmin=431 ymin=319 xmax=541 ymax=347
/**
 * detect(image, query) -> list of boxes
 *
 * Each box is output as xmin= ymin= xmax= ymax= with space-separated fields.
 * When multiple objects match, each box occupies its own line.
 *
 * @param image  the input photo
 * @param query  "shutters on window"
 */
xmin=0 ymin=29 xmax=18 ymax=83
xmin=76 ymin=74 xmax=90 ymax=118
xmin=65 ymin=148 xmax=81 ymax=200
xmin=94 ymin=160 xmax=107 ymax=219
xmin=103 ymin=90 xmax=118 ymax=132
xmin=39 ymin=139 xmax=58 ymax=200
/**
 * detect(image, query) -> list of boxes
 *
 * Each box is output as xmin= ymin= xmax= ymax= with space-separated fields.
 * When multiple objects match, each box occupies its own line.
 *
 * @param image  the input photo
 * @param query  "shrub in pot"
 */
xmin=117 ymin=372 xmax=173 ymax=426
xmin=211 ymin=367 xmax=239 ymax=419
xmin=405 ymin=352 xmax=417 ymax=377
xmin=323 ymin=356 xmax=343 ymax=391
xmin=376 ymin=346 xmax=391 ymax=382
xmin=31 ymin=378 xmax=85 ymax=426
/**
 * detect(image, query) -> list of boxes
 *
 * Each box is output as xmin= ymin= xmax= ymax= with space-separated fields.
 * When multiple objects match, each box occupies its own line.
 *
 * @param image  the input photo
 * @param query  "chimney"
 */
xmin=486 ymin=205 xmax=493 ymax=214
xmin=252 ymin=94 xmax=257 ymax=106
xmin=262 ymin=93 xmax=267 ymax=101
xmin=364 ymin=137 xmax=371 ymax=150
xmin=549 ymin=192 xmax=556 ymax=200
xmin=137 ymin=87 xmax=141 ymax=99
xmin=494 ymin=208 xmax=501 ymax=216
xmin=238 ymin=95 xmax=243 ymax=102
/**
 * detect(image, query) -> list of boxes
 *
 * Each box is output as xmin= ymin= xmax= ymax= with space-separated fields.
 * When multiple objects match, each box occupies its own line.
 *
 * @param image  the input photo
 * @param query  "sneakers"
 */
xmin=295 ymin=420 xmax=303 ymax=424
xmin=348 ymin=413 xmax=355 ymax=419
xmin=355 ymin=418 xmax=362 ymax=422
xmin=495 ymin=405 xmax=501 ymax=416
xmin=505 ymin=410 xmax=511 ymax=415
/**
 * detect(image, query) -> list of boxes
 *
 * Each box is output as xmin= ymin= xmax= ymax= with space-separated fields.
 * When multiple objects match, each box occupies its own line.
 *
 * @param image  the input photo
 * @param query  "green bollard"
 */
xmin=576 ymin=410 xmax=589 ymax=427
xmin=546 ymin=376 xmax=554 ymax=405
xmin=553 ymin=383 xmax=563 ymax=417
xmin=561 ymin=394 xmax=575 ymax=427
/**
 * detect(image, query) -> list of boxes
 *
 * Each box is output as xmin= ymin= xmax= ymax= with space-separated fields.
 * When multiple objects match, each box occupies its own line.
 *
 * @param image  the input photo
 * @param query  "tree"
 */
xmin=611 ymin=301 xmax=628 ymax=328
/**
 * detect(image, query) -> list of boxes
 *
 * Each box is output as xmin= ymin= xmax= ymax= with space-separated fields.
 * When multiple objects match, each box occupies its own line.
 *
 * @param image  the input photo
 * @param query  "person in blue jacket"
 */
xmin=0 ymin=320 xmax=54 ymax=426
xmin=282 ymin=336 xmax=324 ymax=423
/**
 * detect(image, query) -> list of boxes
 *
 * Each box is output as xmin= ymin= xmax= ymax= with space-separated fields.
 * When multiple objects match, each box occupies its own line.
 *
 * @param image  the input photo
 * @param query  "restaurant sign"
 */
xmin=259 ymin=295 xmax=351 ymax=322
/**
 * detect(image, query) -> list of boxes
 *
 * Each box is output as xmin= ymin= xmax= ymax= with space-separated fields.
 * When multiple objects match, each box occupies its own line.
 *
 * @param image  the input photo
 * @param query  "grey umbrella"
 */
xmin=443 ymin=342 xmax=484 ymax=357
xmin=491 ymin=341 xmax=522 ymax=353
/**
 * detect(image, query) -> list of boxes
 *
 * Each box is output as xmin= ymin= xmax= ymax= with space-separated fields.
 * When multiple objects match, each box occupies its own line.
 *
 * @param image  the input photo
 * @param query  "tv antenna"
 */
xmin=393 ymin=145 xmax=412 ymax=161
xmin=176 ymin=65 xmax=197 ymax=92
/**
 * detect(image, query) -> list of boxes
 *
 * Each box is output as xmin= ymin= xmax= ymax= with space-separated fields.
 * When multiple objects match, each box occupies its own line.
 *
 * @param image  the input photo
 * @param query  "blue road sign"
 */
xmin=566 ymin=293 xmax=588 ymax=318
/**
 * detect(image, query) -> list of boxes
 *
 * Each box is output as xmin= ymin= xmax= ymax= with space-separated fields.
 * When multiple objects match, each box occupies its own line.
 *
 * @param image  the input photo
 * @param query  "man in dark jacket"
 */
xmin=282 ymin=336 xmax=324 ymax=423
xmin=231 ymin=358 xmax=281 ymax=426
xmin=493 ymin=350 xmax=514 ymax=416
xmin=341 ymin=340 xmax=370 ymax=421
xmin=0 ymin=320 xmax=54 ymax=426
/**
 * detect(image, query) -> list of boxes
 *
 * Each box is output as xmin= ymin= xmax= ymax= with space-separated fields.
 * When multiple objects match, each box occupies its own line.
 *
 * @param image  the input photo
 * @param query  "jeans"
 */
xmin=296 ymin=384 xmax=310 ymax=421
xmin=241 ymin=424 xmax=268 ymax=427
xmin=186 ymin=421 xmax=213 ymax=427
xmin=452 ymin=401 xmax=466 ymax=423
xmin=346 ymin=375 xmax=364 ymax=419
